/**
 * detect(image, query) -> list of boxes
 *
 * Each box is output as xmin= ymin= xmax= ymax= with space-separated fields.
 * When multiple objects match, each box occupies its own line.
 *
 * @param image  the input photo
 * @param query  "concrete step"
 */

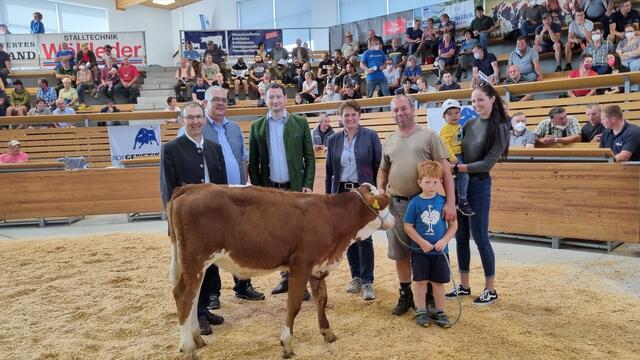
xmin=134 ymin=103 xmax=157 ymax=111
xmin=136 ymin=96 xmax=170 ymax=105
xmin=139 ymin=89 xmax=174 ymax=97
xmin=145 ymin=72 xmax=176 ymax=80
xmin=142 ymin=78 xmax=176 ymax=86
xmin=145 ymin=65 xmax=178 ymax=73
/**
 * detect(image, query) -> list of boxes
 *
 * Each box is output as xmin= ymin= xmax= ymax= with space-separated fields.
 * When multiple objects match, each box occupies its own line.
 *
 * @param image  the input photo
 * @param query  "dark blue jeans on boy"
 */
xmin=455 ymin=154 xmax=469 ymax=202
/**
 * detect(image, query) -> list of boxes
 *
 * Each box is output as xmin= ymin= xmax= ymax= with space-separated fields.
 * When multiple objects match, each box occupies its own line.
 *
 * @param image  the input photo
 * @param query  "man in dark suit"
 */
xmin=248 ymin=82 xmax=315 ymax=299
xmin=160 ymin=102 xmax=227 ymax=336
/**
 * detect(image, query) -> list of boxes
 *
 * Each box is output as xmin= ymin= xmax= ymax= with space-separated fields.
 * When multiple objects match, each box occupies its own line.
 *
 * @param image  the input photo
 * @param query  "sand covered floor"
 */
xmin=0 ymin=233 xmax=639 ymax=360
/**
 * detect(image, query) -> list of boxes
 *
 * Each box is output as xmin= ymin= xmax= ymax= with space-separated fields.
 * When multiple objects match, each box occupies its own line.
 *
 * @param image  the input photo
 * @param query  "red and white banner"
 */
xmin=383 ymin=18 xmax=407 ymax=36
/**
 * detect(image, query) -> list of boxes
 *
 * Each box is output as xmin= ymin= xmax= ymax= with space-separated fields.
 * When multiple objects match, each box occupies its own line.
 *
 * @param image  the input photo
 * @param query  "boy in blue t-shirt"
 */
xmin=403 ymin=160 xmax=458 ymax=328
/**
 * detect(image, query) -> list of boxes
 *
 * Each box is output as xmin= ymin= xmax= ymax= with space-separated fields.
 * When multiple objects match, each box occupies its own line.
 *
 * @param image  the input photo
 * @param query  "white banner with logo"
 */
xmin=417 ymin=0 xmax=476 ymax=29
xmin=108 ymin=125 xmax=161 ymax=167
xmin=0 ymin=31 xmax=146 ymax=69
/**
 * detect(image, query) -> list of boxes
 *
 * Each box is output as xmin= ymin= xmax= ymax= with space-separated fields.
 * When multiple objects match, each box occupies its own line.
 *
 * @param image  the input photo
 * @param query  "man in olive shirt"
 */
xmin=377 ymin=94 xmax=455 ymax=316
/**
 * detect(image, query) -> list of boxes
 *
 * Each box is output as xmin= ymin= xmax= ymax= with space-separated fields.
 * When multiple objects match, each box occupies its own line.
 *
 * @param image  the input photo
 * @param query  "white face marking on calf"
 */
xmin=209 ymin=250 xmax=288 ymax=278
xmin=228 ymin=184 xmax=250 ymax=188
xmin=354 ymin=183 xmax=395 ymax=238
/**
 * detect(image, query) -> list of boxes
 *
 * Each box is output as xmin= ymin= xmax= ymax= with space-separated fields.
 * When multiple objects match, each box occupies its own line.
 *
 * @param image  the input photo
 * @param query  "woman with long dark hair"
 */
xmin=445 ymin=82 xmax=509 ymax=305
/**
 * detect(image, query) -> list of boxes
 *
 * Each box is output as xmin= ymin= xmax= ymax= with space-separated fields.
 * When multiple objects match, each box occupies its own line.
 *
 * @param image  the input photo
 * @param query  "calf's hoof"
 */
xmin=181 ymin=348 xmax=197 ymax=360
xmin=194 ymin=335 xmax=206 ymax=349
xmin=321 ymin=328 xmax=337 ymax=343
xmin=282 ymin=350 xmax=295 ymax=359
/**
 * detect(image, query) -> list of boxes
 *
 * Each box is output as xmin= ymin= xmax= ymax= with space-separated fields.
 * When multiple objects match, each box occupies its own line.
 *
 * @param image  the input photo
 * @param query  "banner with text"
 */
xmin=108 ymin=125 xmax=161 ymax=167
xmin=182 ymin=29 xmax=282 ymax=61
xmin=414 ymin=0 xmax=477 ymax=29
xmin=0 ymin=31 xmax=146 ymax=69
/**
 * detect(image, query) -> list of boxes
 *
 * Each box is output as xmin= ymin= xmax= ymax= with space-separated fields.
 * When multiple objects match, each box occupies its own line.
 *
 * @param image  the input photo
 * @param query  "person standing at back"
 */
xmin=30 ymin=12 xmax=45 ymax=34
xmin=360 ymin=38 xmax=390 ymax=98
xmin=248 ymin=83 xmax=315 ymax=301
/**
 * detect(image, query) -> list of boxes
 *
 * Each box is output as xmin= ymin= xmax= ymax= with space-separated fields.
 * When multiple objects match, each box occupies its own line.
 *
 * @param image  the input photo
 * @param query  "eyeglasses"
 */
xmin=184 ymin=115 xmax=204 ymax=120
xmin=209 ymin=97 xmax=227 ymax=104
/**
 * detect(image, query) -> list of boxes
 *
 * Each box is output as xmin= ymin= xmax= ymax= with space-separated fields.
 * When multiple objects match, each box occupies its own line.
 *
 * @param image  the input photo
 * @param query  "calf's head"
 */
xmin=354 ymin=183 xmax=395 ymax=240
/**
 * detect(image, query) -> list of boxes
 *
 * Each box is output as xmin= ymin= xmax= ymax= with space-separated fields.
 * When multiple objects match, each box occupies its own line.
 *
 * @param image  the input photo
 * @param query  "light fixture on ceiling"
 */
xmin=152 ymin=0 xmax=176 ymax=5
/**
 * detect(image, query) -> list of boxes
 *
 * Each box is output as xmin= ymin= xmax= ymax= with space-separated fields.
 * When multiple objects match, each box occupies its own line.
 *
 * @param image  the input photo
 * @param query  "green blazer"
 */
xmin=248 ymin=112 xmax=316 ymax=191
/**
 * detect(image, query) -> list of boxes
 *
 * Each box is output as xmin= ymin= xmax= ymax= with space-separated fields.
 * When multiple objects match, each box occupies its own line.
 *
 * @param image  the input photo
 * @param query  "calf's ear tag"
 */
xmin=372 ymin=199 xmax=380 ymax=210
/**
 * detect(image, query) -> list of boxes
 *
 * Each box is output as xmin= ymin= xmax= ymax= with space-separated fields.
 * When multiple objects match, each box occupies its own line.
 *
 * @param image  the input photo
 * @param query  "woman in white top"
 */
xmin=164 ymin=96 xmax=181 ymax=124
xmin=300 ymin=71 xmax=318 ymax=103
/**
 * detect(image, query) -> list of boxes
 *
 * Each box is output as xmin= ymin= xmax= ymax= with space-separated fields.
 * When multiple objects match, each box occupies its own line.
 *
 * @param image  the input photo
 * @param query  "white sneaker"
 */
xmin=362 ymin=283 xmax=376 ymax=300
xmin=346 ymin=277 xmax=362 ymax=294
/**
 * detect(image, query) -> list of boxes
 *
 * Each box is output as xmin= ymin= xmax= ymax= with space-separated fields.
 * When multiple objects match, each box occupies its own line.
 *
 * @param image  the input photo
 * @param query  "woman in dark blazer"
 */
xmin=325 ymin=99 xmax=382 ymax=301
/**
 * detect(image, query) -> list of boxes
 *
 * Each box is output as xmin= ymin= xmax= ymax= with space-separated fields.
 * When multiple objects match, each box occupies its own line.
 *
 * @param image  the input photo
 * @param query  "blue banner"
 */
xmin=183 ymin=31 xmax=227 ymax=55
xmin=227 ymin=29 xmax=282 ymax=57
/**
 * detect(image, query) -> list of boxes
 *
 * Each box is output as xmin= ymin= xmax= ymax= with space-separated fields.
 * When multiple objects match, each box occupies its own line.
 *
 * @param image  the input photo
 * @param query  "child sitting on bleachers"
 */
xmin=98 ymin=68 xmax=119 ymax=100
xmin=438 ymin=99 xmax=474 ymax=216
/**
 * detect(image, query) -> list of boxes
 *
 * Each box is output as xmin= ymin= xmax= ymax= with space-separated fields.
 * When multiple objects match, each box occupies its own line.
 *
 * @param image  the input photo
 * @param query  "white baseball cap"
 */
xmin=441 ymin=99 xmax=461 ymax=112
xmin=8 ymin=139 xmax=20 ymax=146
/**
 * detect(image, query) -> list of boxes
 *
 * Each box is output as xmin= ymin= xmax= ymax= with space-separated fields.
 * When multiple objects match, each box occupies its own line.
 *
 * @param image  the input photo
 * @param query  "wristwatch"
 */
xmin=453 ymin=164 xmax=459 ymax=173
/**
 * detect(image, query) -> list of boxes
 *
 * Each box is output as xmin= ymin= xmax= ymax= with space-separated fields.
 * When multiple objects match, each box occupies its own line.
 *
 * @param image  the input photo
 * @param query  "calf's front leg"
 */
xmin=281 ymin=267 xmax=311 ymax=358
xmin=309 ymin=275 xmax=336 ymax=343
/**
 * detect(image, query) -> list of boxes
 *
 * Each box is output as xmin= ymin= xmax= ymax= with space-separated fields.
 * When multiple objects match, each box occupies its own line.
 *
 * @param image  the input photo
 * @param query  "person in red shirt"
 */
xmin=75 ymin=43 xmax=99 ymax=85
xmin=567 ymin=54 xmax=598 ymax=97
xmin=114 ymin=55 xmax=140 ymax=103
xmin=0 ymin=140 xmax=29 ymax=163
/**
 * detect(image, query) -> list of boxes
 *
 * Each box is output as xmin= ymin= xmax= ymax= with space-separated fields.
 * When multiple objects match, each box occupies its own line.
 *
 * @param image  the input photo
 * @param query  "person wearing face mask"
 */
xmin=402 ymin=55 xmax=422 ymax=86
xmin=535 ymin=107 xmax=582 ymax=145
xmin=608 ymin=0 xmax=639 ymax=43
xmin=565 ymin=7 xmax=594 ymax=71
xmin=603 ymin=51 xmax=630 ymax=94
xmin=315 ymin=83 xmax=342 ymax=107
xmin=584 ymin=26 xmax=616 ymax=74
xmin=567 ymin=54 xmax=598 ymax=97
xmin=509 ymin=112 xmax=536 ymax=148
xmin=616 ymin=24 xmax=640 ymax=71
xmin=360 ymin=38 xmax=390 ymax=98
xmin=471 ymin=45 xmax=499 ymax=87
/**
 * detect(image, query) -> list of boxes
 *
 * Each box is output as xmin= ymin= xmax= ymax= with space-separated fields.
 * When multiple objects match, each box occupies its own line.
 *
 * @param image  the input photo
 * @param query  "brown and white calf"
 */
xmin=167 ymin=183 xmax=394 ymax=359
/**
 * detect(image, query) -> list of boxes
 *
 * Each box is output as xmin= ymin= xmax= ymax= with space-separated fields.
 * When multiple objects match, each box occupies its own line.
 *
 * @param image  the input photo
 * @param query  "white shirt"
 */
xmin=184 ymin=132 xmax=210 ymax=183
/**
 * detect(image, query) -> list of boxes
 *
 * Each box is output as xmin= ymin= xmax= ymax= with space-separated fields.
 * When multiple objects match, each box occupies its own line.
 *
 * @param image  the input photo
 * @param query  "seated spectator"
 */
xmin=101 ymin=44 xmax=118 ymax=67
xmin=52 ymin=99 xmax=76 ymax=128
xmin=565 ymin=7 xmax=594 ymax=70
xmin=341 ymin=82 xmax=362 ymax=100
xmin=471 ymin=6 xmax=497 ymax=51
xmin=55 ymin=60 xmax=76 ymax=93
xmin=439 ymin=71 xmax=461 ymax=91
xmin=567 ymin=54 xmax=598 ymax=97
xmin=361 ymin=37 xmax=390 ymax=98
xmin=114 ymin=55 xmax=139 ymax=104
xmin=203 ymin=41 xmax=228 ymax=77
xmin=268 ymin=40 xmax=289 ymax=81
xmin=27 ymin=98 xmax=52 ymax=116
xmin=420 ymin=18 xmax=438 ymax=59
xmin=293 ymin=62 xmax=310 ymax=93
xmin=291 ymin=38 xmax=310 ymax=64
xmin=519 ymin=0 xmax=545 ymax=36
xmin=0 ymin=140 xmax=28 ymax=163
xmin=616 ymin=24 xmax=640 ymax=71
xmin=603 ymin=51 xmax=630 ymax=94
xmin=248 ymin=54 xmax=268 ymax=95
xmin=293 ymin=93 xmax=308 ymax=105
xmin=395 ymin=78 xmax=418 ymax=95
xmin=509 ymin=36 xmax=543 ymax=81
xmin=503 ymin=64 xmax=533 ymax=102
xmin=387 ymin=37 xmax=408 ymax=68
xmin=183 ymin=42 xmax=201 ymax=63
xmin=535 ymin=13 xmax=564 ymax=72
xmin=100 ymin=99 xmax=121 ymax=113
xmin=416 ymin=77 xmax=436 ymax=93
xmin=383 ymin=58 xmax=401 ymax=94
xmin=191 ymin=76 xmax=209 ymax=105
xmin=201 ymin=54 xmax=221 ymax=86
xmin=0 ymin=89 xmax=8 ymax=117
xmin=405 ymin=19 xmax=424 ymax=56
xmin=341 ymin=62 xmax=361 ymax=96
xmin=434 ymin=13 xmax=456 ymax=50
xmin=583 ymin=0 xmax=613 ymax=39
xmin=324 ymin=65 xmax=339 ymax=89
xmin=402 ymin=55 xmax=422 ymax=85
xmin=76 ymin=43 xmax=100 ymax=83
xmin=582 ymin=103 xmax=605 ymax=142
xmin=212 ymin=72 xmax=229 ymax=91
xmin=455 ymin=30 xmax=478 ymax=82
xmin=535 ymin=107 xmax=582 ymax=145
xmin=599 ymin=104 xmax=640 ymax=161
xmin=57 ymin=78 xmax=78 ymax=109
xmin=333 ymin=49 xmax=349 ymax=86
xmin=608 ymin=0 xmax=639 ymax=43
xmin=367 ymin=29 xmax=384 ymax=50
xmin=341 ymin=31 xmax=358 ymax=59
xmin=30 ymin=12 xmax=44 ymax=34
xmin=300 ymin=71 xmax=318 ymax=103
xmin=174 ymin=57 xmax=196 ymax=102
xmin=435 ymin=30 xmax=457 ymax=80
xmin=509 ymin=112 xmax=535 ymax=148
xmin=471 ymin=45 xmax=499 ymax=87
xmin=54 ymin=42 xmax=75 ymax=70
xmin=0 ymin=43 xmax=10 ymax=88
xmin=312 ymin=113 xmax=335 ymax=150
xmin=231 ymin=57 xmax=249 ymax=100
xmin=257 ymin=72 xmax=272 ymax=107
xmin=99 ymin=66 xmax=119 ymax=101
xmin=76 ymin=64 xmax=96 ymax=110
xmin=585 ymin=26 xmax=616 ymax=74
xmin=315 ymin=83 xmax=342 ymax=104
xmin=316 ymin=51 xmax=334 ymax=93
xmin=164 ymin=96 xmax=181 ymax=124
xmin=7 ymin=80 xmax=30 ymax=116
xmin=36 ymin=78 xmax=57 ymax=109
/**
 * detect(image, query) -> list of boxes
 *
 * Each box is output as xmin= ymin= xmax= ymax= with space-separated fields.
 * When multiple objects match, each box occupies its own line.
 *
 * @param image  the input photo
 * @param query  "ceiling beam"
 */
xmin=116 ymin=0 xmax=147 ymax=10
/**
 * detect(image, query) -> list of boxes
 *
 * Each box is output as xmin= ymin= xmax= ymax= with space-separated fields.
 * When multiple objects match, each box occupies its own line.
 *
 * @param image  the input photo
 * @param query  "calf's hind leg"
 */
xmin=281 ymin=267 xmax=312 ymax=359
xmin=309 ymin=275 xmax=336 ymax=343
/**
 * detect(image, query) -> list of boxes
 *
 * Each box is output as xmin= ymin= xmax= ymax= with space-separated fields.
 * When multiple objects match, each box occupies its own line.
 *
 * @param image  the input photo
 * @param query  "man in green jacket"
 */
xmin=7 ymin=80 xmax=30 ymax=116
xmin=248 ymin=82 xmax=315 ymax=299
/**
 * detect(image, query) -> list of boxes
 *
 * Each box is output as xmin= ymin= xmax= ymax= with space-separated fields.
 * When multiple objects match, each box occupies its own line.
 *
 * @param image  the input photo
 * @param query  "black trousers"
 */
xmin=197 ymin=264 xmax=253 ymax=315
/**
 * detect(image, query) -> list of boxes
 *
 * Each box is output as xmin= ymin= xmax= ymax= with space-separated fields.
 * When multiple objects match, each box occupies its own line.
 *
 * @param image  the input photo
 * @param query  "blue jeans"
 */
xmin=519 ymin=21 xmax=540 ymax=37
xmin=477 ymin=32 xmax=489 ymax=51
xmin=455 ymin=154 xmax=469 ymax=200
xmin=366 ymin=77 xmax=390 ymax=98
xmin=455 ymin=176 xmax=495 ymax=278
xmin=76 ymin=82 xmax=94 ymax=104
xmin=347 ymin=238 xmax=375 ymax=284
xmin=592 ymin=65 xmax=608 ymax=75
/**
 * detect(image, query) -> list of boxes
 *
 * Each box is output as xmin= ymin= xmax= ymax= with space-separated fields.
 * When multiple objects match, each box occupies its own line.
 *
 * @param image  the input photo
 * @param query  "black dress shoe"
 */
xmin=198 ymin=315 xmax=212 ymax=335
xmin=236 ymin=286 xmax=265 ymax=300
xmin=303 ymin=288 xmax=311 ymax=301
xmin=207 ymin=294 xmax=220 ymax=310
xmin=205 ymin=311 xmax=225 ymax=326
xmin=271 ymin=279 xmax=288 ymax=294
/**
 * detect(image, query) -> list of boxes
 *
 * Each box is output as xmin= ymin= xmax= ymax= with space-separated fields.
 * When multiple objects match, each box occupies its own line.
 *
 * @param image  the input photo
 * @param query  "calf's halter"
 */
xmin=352 ymin=189 xmax=391 ymax=230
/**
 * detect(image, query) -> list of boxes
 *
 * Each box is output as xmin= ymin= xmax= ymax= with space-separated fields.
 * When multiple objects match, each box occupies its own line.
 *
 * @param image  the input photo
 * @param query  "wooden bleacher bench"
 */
xmin=506 ymin=147 xmax=615 ymax=163
xmin=8 ymin=70 xmax=56 ymax=78
xmin=0 ymin=161 xmax=66 ymax=173
xmin=121 ymin=157 xmax=160 ymax=168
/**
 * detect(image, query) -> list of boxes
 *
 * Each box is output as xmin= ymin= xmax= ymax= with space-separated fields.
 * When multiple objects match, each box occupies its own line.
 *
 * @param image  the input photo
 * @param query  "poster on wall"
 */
xmin=227 ymin=30 xmax=282 ymax=57
xmin=415 ymin=0 xmax=478 ymax=29
xmin=383 ymin=18 xmax=408 ymax=37
xmin=39 ymin=32 xmax=146 ymax=68
xmin=183 ymin=30 xmax=227 ymax=55
xmin=0 ymin=34 xmax=40 ymax=68
xmin=108 ymin=125 xmax=161 ymax=167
